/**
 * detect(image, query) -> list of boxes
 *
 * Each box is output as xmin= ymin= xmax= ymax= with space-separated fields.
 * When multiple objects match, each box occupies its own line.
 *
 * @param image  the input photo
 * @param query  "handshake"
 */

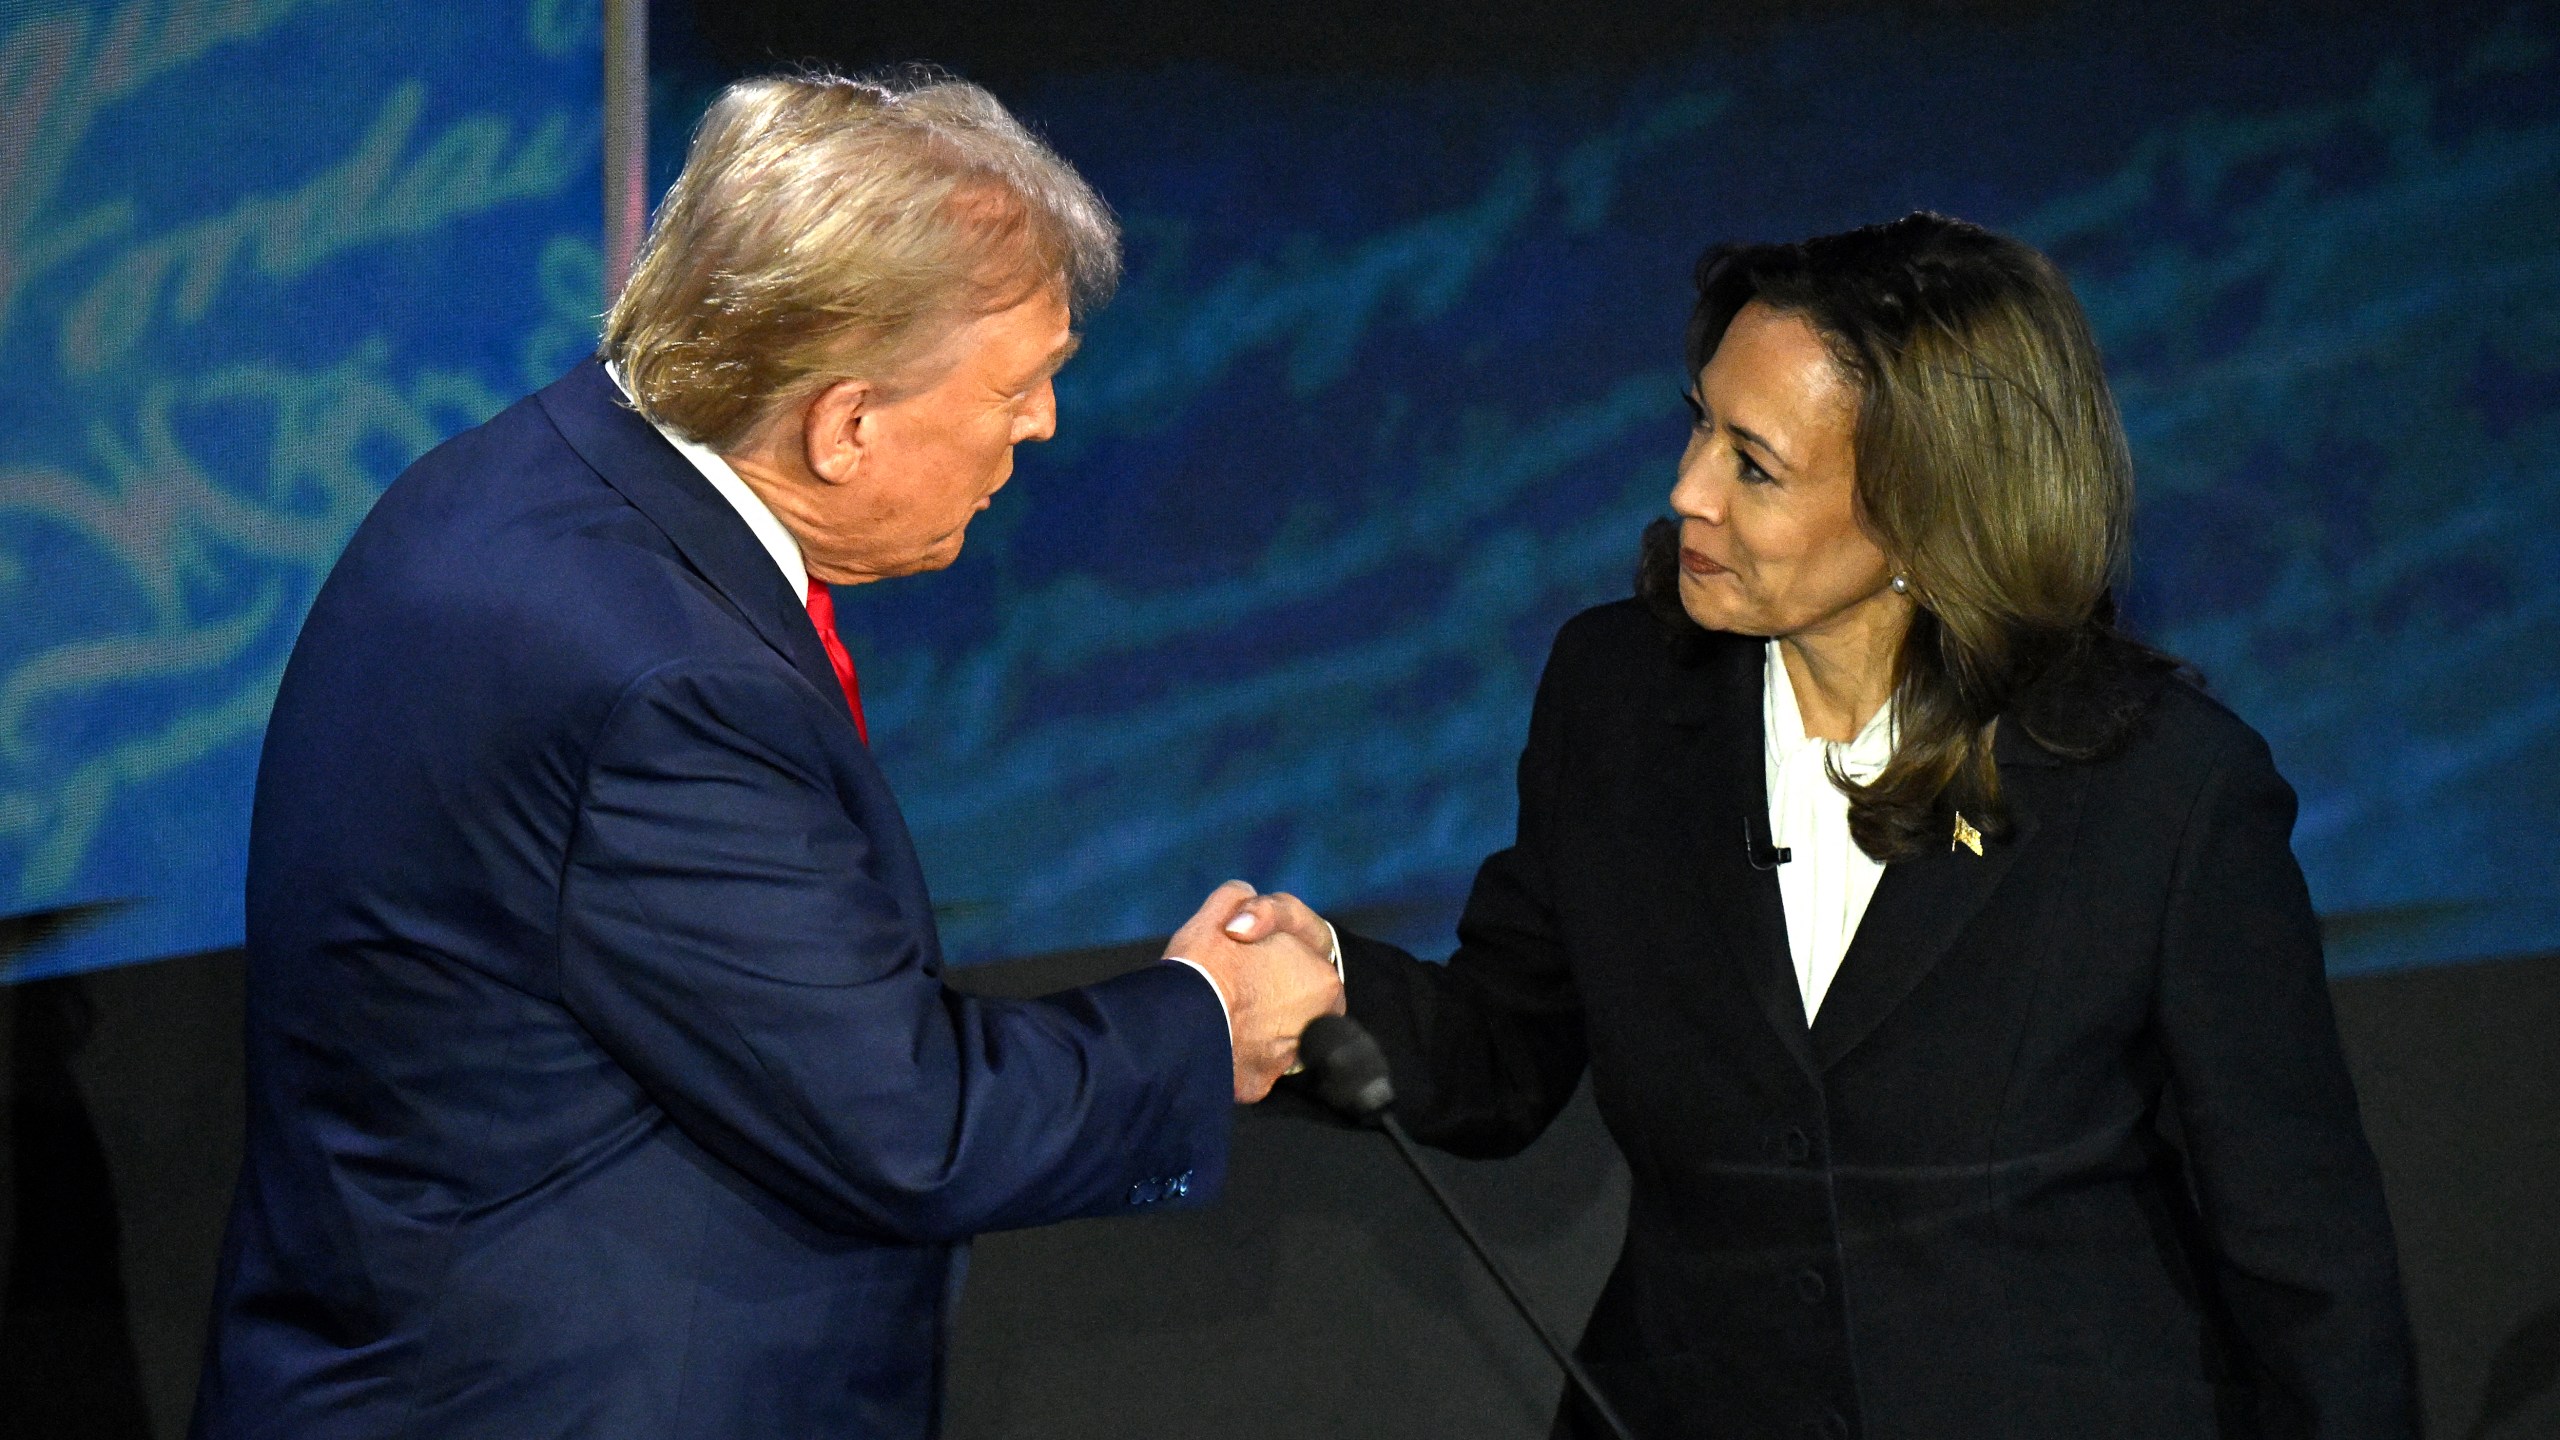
xmin=1164 ymin=880 xmax=1346 ymax=1104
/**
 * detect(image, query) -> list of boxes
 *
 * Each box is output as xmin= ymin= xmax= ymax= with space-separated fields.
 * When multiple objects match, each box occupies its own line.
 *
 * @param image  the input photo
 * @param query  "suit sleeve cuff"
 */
xmin=1163 ymin=919 xmax=1342 ymax=1047
xmin=1159 ymin=957 xmax=1232 ymax=1048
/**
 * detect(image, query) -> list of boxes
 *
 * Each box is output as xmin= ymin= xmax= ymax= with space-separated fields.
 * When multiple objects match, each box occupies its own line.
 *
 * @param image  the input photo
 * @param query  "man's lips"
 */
xmin=1679 ymin=547 xmax=1729 ymax=577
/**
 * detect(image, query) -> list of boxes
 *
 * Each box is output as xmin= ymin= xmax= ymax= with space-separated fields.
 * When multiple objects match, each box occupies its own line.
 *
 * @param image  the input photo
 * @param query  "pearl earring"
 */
xmin=1889 ymin=573 xmax=1910 ymax=595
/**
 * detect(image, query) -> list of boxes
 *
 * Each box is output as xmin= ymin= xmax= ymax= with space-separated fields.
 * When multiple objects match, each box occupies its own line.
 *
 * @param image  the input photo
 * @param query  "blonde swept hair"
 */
xmin=602 ymin=68 xmax=1121 ymax=451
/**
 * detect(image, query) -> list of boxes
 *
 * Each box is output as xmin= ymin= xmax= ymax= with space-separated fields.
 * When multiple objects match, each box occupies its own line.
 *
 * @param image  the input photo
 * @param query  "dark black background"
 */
xmin=5 ymin=935 xmax=2556 ymax=1437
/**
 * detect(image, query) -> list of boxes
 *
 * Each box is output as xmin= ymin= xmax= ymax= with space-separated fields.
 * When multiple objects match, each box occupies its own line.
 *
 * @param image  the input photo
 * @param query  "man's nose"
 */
xmin=1018 ymin=381 xmax=1058 ymax=444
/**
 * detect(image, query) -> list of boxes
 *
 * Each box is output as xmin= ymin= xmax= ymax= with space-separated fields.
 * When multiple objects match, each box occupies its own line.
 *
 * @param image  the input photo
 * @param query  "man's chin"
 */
xmin=892 ymin=535 xmax=970 ymax=578
xmin=811 ymin=525 xmax=975 ymax=584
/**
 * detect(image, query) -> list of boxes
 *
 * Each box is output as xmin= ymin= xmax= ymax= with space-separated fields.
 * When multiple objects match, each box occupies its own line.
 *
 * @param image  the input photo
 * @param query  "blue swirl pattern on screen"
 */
xmin=836 ymin=5 xmax=2560 ymax=973
xmin=0 ymin=0 xmax=599 ymax=980
xmin=4 ymin=2 xmax=2554 ymax=981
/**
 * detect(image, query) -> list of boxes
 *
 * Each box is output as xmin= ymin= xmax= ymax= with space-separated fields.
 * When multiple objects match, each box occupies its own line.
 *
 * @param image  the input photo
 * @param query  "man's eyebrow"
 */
xmin=1039 ymin=333 xmax=1082 ymax=376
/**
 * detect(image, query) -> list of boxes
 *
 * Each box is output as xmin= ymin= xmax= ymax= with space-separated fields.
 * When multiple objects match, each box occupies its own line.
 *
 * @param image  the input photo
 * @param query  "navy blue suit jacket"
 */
xmin=191 ymin=360 xmax=1234 ymax=1439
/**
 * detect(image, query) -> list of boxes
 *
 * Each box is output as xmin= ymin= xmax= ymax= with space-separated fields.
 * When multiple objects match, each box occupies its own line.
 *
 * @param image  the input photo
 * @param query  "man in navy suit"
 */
xmin=191 ymin=71 xmax=1343 ymax=1439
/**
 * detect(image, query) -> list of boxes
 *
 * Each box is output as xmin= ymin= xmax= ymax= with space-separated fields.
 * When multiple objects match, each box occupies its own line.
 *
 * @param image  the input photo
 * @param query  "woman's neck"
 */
xmin=1777 ymin=599 xmax=1909 ymax=743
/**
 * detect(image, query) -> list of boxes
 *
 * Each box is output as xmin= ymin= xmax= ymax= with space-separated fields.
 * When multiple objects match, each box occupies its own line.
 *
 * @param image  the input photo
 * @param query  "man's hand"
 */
xmin=1213 ymin=888 xmax=1337 ymax=962
xmin=1166 ymin=881 xmax=1345 ymax=1103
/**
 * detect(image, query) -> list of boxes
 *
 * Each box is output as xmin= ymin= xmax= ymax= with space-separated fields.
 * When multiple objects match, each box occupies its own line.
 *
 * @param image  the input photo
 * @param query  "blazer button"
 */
xmin=1782 ymin=1126 xmax=1813 ymax=1163
xmin=1794 ymin=1268 xmax=1828 ymax=1303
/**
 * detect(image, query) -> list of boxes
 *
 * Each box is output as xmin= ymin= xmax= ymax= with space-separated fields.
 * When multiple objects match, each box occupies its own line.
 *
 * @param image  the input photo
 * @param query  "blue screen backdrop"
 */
xmin=0 ymin=0 xmax=601 ymax=980
xmin=811 ymin=2 xmax=2560 ymax=975
xmin=5 ymin=0 xmax=2555 ymax=981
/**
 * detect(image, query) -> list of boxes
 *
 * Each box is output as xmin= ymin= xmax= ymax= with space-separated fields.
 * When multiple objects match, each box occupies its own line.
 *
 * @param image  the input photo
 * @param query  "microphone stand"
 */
xmin=1373 ymin=1112 xmax=1640 ymax=1440
xmin=1297 ymin=1011 xmax=1637 ymax=1439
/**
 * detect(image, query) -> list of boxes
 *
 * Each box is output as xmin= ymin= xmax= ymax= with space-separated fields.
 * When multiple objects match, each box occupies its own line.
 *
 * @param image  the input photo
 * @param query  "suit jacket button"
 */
xmin=1794 ymin=1268 xmax=1828 ymax=1303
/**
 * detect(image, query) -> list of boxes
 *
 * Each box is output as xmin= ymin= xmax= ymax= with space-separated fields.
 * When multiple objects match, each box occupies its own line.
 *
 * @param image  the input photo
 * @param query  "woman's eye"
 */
xmin=1737 ymin=452 xmax=1772 ymax=485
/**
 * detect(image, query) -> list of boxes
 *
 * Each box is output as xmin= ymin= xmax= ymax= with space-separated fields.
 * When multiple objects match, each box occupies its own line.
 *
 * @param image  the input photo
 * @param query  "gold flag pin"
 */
xmin=1952 ymin=811 xmax=1984 ymax=856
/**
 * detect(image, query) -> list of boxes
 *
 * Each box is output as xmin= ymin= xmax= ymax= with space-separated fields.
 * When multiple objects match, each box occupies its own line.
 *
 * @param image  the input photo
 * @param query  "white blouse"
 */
xmin=1762 ymin=640 xmax=1896 ymax=1022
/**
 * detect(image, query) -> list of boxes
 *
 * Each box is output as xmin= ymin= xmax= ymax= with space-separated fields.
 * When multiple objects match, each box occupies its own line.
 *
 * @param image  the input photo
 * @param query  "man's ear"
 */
xmin=802 ymin=378 xmax=874 ymax=486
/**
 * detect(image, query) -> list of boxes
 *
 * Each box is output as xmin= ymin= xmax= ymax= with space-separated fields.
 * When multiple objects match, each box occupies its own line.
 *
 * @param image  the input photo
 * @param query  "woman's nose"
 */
xmin=1671 ymin=449 xmax=1723 ymax=524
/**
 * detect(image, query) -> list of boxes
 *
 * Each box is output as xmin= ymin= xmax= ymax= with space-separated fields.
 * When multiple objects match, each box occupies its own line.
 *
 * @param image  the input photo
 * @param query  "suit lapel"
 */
xmin=1663 ymin=637 xmax=1819 ymax=1082
xmin=536 ymin=359 xmax=849 ymax=712
xmin=535 ymin=361 xmax=940 ymax=968
xmin=1807 ymin=720 xmax=2080 ymax=1070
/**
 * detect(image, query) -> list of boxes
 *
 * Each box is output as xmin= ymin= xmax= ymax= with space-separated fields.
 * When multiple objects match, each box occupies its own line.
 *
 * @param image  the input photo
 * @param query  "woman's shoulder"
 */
xmin=1548 ymin=598 xmax=1754 ymax=677
xmin=2160 ymin=677 xmax=2284 ymax=764
xmin=2014 ymin=663 xmax=2299 ymax=866
xmin=1551 ymin=597 xmax=1663 ymax=655
xmin=2087 ymin=666 xmax=2284 ymax=789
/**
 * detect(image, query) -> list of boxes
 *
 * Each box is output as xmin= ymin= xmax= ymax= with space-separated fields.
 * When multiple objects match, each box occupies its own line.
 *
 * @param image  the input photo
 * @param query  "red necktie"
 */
xmin=802 ymin=576 xmax=868 ymax=743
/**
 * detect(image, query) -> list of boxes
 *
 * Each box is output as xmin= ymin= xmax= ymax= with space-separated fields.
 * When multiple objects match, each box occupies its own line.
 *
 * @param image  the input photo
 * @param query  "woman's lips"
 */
xmin=1679 ymin=547 xmax=1728 ymax=577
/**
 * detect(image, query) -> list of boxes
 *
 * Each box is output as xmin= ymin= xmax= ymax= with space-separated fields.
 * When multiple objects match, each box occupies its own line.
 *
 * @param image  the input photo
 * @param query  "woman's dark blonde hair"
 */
xmin=1639 ymin=212 xmax=2178 ymax=862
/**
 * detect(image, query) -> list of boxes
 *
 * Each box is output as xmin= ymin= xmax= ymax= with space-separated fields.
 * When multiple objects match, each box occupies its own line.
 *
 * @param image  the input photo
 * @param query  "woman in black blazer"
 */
xmin=1232 ymin=214 xmax=2416 ymax=1438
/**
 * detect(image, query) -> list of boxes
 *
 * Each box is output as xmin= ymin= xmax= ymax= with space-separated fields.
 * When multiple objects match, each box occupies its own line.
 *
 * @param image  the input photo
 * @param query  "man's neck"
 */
xmin=607 ymin=363 xmax=812 ymax=596
xmin=721 ymin=445 xmax=878 ymax=590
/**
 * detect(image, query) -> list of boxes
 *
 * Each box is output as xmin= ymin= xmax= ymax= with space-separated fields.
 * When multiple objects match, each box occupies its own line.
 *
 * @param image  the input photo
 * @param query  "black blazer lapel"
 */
xmin=1808 ymin=719 xmax=2082 ymax=1070
xmin=1664 ymin=637 xmax=1819 ymax=1082
xmin=536 ymin=359 xmax=848 ymax=710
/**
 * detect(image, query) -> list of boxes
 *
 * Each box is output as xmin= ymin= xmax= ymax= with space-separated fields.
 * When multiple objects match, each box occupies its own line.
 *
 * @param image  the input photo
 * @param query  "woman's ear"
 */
xmin=802 ymin=378 xmax=873 ymax=486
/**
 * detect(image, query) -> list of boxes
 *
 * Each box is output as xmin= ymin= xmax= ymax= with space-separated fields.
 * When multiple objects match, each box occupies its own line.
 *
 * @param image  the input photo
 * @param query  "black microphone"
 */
xmin=1744 ymin=814 xmax=1791 ymax=870
xmin=1297 ymin=1015 xmax=1640 ymax=1440
xmin=1299 ymin=1012 xmax=1396 ymax=1121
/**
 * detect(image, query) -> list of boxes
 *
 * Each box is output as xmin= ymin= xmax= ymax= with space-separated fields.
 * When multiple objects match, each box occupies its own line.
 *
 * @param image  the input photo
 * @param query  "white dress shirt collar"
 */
xmin=604 ymin=362 xmax=808 ymax=598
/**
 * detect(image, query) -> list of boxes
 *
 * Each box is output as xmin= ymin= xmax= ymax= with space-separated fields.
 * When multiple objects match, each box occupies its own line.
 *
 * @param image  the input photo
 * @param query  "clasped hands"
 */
xmin=1164 ymin=880 xmax=1344 ymax=1103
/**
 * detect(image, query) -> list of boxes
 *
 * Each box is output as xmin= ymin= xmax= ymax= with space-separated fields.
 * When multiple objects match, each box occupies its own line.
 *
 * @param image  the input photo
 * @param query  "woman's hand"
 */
xmin=1166 ymin=882 xmax=1345 ymax=1101
xmin=1220 ymin=890 xmax=1343 ymax=982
